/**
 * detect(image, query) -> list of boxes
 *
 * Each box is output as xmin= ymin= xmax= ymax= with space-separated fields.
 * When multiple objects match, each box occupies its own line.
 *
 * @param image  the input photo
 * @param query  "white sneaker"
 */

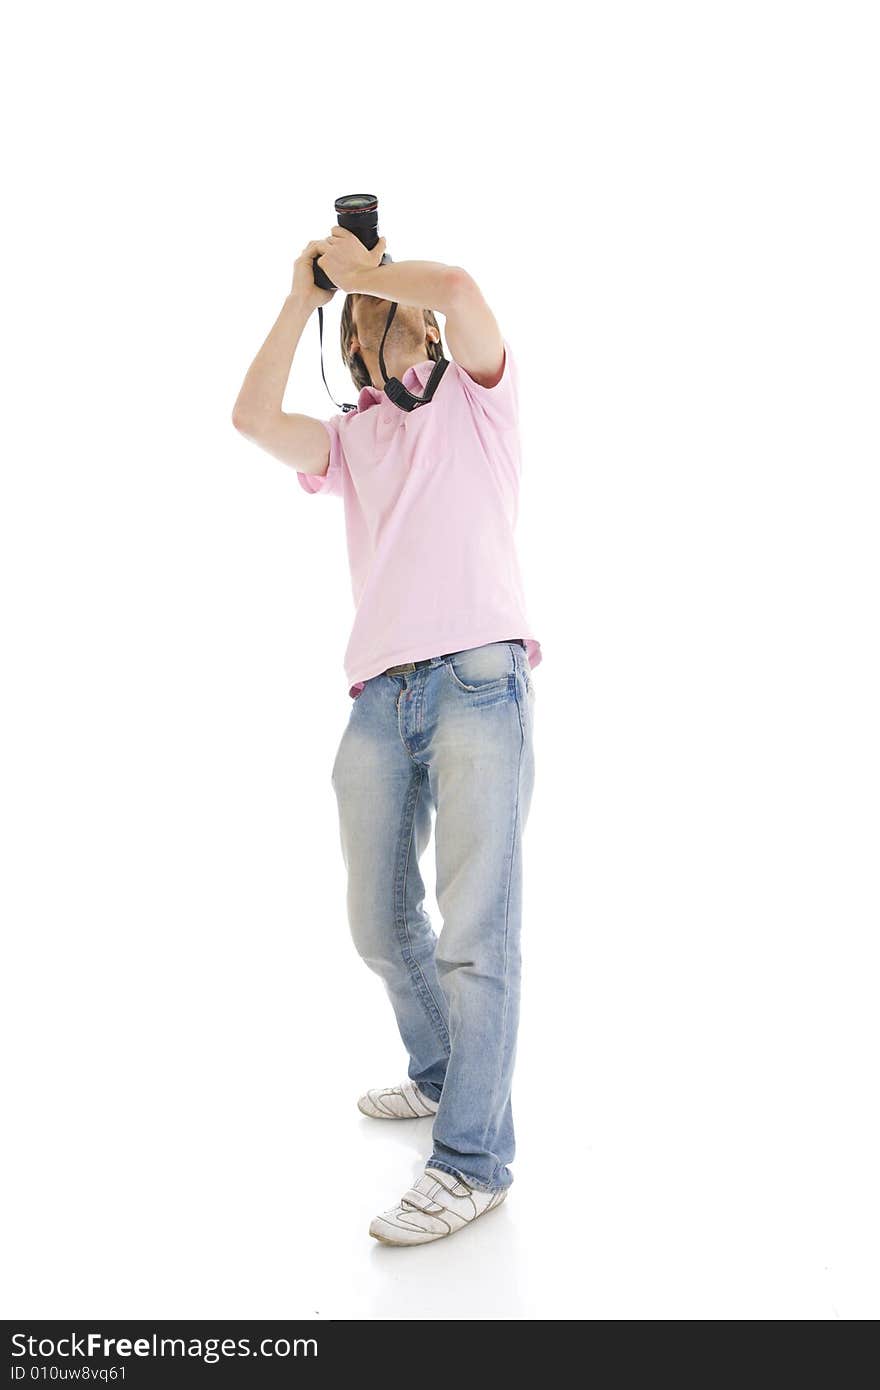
xmin=369 ymin=1165 xmax=509 ymax=1246
xmin=357 ymin=1080 xmax=439 ymax=1120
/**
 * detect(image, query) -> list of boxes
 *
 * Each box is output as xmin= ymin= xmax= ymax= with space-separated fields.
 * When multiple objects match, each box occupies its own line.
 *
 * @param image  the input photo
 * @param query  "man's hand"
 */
xmin=316 ymin=225 xmax=388 ymax=294
xmin=290 ymin=238 xmax=337 ymax=310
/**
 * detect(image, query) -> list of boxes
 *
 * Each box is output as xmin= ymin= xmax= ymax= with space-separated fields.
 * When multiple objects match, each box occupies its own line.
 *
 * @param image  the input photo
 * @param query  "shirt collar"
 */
xmin=356 ymin=356 xmax=437 ymax=412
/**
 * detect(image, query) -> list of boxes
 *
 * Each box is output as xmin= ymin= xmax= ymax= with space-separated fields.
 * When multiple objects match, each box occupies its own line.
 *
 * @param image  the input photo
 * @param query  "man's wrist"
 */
xmin=285 ymin=292 xmax=316 ymax=317
xmin=349 ymin=264 xmax=382 ymax=296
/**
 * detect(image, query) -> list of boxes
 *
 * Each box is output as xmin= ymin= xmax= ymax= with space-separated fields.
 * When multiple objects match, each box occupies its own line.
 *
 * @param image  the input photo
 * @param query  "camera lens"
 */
xmin=335 ymin=194 xmax=377 ymax=212
xmin=334 ymin=194 xmax=380 ymax=250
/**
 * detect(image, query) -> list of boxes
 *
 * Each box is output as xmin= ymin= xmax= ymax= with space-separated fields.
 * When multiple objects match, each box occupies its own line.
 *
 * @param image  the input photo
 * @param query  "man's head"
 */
xmin=340 ymin=293 xmax=443 ymax=392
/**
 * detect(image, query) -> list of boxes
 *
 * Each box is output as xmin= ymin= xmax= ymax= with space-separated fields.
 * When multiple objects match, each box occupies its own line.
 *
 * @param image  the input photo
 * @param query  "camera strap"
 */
xmin=317 ymin=301 xmax=449 ymax=415
xmin=377 ymin=301 xmax=449 ymax=411
xmin=317 ymin=304 xmax=358 ymax=414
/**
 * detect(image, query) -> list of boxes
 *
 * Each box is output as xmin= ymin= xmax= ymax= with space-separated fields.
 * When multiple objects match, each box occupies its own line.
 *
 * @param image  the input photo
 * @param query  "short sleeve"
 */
xmin=297 ymin=416 xmax=344 ymax=497
xmin=454 ymin=336 xmax=519 ymax=428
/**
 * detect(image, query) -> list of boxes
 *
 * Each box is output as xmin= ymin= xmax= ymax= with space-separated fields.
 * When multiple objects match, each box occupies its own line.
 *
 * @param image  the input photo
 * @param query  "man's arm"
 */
xmin=231 ymin=292 xmax=331 ymax=475
xmin=441 ymin=270 xmax=507 ymax=389
xmin=351 ymin=259 xmax=460 ymax=313
xmin=351 ymin=261 xmax=505 ymax=390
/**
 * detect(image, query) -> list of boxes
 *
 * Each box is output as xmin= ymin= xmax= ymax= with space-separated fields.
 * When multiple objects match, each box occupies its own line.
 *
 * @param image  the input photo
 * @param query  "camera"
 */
xmin=313 ymin=194 xmax=392 ymax=291
xmin=311 ymin=193 xmax=448 ymax=413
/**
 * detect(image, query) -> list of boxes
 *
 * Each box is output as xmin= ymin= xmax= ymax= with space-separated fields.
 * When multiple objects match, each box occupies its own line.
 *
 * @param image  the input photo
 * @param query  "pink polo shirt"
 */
xmin=297 ymin=337 xmax=542 ymax=698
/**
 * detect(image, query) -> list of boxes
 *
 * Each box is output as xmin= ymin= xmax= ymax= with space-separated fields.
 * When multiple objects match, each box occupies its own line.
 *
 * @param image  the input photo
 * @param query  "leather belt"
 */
xmin=384 ymin=638 xmax=525 ymax=677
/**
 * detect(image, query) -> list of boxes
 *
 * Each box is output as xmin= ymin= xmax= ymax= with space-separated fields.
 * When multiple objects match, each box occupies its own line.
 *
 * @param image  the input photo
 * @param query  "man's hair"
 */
xmin=340 ymin=294 xmax=444 ymax=391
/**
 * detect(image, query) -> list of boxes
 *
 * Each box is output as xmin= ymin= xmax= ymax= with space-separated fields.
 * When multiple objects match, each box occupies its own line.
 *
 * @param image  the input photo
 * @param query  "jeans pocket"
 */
xmin=444 ymin=641 xmax=515 ymax=695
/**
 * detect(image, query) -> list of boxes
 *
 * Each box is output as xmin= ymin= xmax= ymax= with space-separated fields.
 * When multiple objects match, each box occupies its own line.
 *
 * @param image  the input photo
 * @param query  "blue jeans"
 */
xmin=330 ymin=639 xmax=536 ymax=1192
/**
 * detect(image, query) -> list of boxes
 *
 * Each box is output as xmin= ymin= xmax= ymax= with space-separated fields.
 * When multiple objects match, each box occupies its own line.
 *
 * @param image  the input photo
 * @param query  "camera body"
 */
xmin=313 ymin=193 xmax=392 ymax=291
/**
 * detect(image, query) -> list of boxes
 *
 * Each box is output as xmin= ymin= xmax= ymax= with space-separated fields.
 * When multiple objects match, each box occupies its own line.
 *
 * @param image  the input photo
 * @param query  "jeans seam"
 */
xmin=479 ymin=670 xmax=526 ymax=1159
xmin=394 ymin=763 xmax=451 ymax=1052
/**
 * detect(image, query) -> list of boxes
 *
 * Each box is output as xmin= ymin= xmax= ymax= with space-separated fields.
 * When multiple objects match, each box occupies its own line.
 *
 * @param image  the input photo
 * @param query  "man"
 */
xmin=232 ymin=226 xmax=542 ymax=1246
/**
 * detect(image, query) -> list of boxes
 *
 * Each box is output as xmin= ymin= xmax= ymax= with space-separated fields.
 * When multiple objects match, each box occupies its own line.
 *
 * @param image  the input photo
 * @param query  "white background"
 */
xmin=2 ymin=1 xmax=878 ymax=1320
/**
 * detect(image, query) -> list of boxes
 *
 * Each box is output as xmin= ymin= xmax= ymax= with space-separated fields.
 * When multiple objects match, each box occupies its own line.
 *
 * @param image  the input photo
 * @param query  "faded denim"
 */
xmin=330 ymin=639 xmax=536 ymax=1192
